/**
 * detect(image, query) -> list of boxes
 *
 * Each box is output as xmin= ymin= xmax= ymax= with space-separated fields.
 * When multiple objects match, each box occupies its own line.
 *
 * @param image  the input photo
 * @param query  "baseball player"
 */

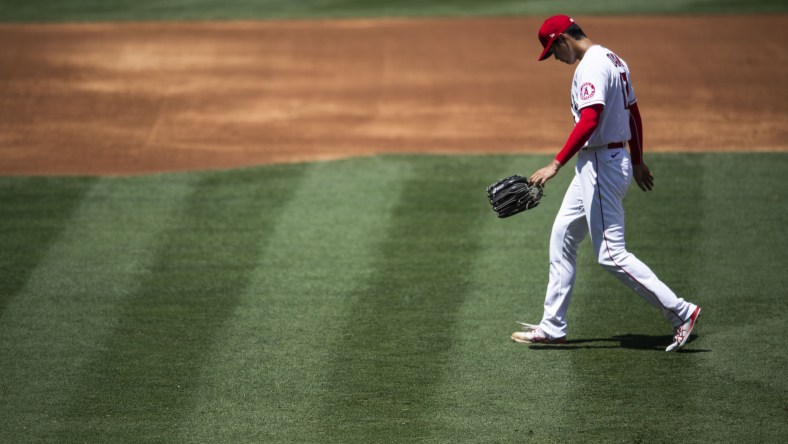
xmin=511 ymin=15 xmax=701 ymax=352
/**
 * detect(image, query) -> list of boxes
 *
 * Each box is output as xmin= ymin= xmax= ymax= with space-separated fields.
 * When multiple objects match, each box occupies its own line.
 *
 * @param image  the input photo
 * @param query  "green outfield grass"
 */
xmin=1 ymin=0 xmax=786 ymax=22
xmin=1 ymin=153 xmax=786 ymax=442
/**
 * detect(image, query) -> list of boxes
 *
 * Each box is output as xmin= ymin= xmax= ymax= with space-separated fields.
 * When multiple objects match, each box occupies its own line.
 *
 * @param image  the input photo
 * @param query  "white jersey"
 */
xmin=571 ymin=45 xmax=636 ymax=147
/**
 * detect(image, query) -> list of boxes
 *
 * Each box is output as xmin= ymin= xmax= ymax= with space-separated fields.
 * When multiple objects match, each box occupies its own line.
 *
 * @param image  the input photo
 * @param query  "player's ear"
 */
xmin=552 ymin=35 xmax=565 ymax=51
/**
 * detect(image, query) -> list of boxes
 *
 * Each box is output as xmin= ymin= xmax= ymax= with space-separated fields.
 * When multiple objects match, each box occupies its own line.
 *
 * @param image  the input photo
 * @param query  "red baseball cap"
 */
xmin=537 ymin=15 xmax=575 ymax=61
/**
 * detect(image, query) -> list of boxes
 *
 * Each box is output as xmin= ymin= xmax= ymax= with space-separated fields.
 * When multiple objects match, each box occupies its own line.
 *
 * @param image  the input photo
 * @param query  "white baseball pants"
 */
xmin=538 ymin=146 xmax=697 ymax=339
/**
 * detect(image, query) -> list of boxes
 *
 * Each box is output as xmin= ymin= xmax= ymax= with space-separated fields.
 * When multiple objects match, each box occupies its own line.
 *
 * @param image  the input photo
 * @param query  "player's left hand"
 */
xmin=633 ymin=163 xmax=654 ymax=191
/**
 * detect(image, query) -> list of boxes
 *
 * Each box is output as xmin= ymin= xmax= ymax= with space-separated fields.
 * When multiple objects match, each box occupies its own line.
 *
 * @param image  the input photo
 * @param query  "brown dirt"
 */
xmin=1 ymin=16 xmax=786 ymax=175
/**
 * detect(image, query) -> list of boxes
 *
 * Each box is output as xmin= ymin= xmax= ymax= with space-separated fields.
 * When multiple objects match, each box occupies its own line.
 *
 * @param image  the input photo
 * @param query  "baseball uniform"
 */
xmin=516 ymin=16 xmax=701 ymax=351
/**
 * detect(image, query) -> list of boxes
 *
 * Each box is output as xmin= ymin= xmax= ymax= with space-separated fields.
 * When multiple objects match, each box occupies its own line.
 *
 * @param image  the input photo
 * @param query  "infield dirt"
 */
xmin=1 ymin=16 xmax=786 ymax=175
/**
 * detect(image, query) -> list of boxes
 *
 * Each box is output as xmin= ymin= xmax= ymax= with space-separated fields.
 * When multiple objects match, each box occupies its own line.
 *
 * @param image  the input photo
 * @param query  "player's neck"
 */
xmin=573 ymin=38 xmax=595 ymax=61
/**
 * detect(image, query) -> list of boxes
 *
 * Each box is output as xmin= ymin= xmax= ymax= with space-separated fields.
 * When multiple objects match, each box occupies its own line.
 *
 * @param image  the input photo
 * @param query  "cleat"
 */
xmin=666 ymin=306 xmax=701 ymax=352
xmin=511 ymin=323 xmax=567 ymax=344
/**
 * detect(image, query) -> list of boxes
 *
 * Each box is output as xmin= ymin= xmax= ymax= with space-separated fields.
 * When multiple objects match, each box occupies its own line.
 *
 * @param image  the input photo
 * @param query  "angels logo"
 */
xmin=580 ymin=82 xmax=596 ymax=100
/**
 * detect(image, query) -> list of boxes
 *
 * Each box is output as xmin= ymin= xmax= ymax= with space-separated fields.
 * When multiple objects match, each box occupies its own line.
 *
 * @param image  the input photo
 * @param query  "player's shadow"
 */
xmin=527 ymin=334 xmax=709 ymax=352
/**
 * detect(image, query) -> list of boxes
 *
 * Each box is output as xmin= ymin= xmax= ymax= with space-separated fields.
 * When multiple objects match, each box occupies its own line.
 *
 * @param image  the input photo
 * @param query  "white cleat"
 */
xmin=512 ymin=322 xmax=567 ymax=344
xmin=666 ymin=306 xmax=702 ymax=352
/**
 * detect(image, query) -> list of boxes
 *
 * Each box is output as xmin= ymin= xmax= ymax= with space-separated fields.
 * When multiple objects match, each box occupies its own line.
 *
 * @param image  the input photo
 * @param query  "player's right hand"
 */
xmin=530 ymin=160 xmax=562 ymax=186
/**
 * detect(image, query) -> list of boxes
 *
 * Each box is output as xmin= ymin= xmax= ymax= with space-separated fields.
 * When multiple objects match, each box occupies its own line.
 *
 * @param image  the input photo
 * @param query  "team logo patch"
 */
xmin=580 ymin=82 xmax=596 ymax=100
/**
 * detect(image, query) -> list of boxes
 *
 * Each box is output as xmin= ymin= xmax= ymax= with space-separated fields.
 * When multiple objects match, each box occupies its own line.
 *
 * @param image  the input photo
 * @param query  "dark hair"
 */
xmin=548 ymin=23 xmax=587 ymax=58
xmin=564 ymin=23 xmax=586 ymax=40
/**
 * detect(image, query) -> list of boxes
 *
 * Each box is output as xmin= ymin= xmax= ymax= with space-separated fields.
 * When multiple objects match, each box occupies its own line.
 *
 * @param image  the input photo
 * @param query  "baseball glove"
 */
xmin=486 ymin=175 xmax=543 ymax=218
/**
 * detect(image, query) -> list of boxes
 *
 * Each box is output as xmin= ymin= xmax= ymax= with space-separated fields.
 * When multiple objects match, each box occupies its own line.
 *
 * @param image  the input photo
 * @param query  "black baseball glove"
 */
xmin=486 ymin=175 xmax=543 ymax=218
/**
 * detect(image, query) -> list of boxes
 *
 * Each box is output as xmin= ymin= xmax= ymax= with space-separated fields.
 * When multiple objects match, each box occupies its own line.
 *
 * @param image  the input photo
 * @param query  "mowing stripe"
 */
xmin=556 ymin=153 xmax=709 ymax=441
xmin=315 ymin=156 xmax=487 ymax=440
xmin=0 ymin=177 xmax=95 ymax=317
xmin=0 ymin=177 xmax=193 ymax=440
xmin=690 ymin=153 xmax=788 ymax=441
xmin=174 ymin=157 xmax=411 ymax=441
xmin=424 ymin=156 xmax=581 ymax=440
xmin=54 ymin=166 xmax=305 ymax=441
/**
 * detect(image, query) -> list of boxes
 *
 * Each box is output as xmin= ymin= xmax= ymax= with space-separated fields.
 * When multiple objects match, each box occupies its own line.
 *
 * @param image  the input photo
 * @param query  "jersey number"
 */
xmin=620 ymin=73 xmax=631 ymax=109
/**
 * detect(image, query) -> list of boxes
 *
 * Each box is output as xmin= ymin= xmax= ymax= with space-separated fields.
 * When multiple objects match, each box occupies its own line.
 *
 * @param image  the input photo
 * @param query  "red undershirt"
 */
xmin=554 ymin=102 xmax=643 ymax=166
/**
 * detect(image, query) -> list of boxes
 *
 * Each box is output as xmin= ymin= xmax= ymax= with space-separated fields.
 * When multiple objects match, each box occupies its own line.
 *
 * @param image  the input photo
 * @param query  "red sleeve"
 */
xmin=628 ymin=102 xmax=643 ymax=165
xmin=554 ymin=104 xmax=603 ymax=165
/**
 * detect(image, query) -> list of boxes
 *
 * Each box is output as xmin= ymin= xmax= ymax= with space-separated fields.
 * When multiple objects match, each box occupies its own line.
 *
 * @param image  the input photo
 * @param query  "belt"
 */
xmin=583 ymin=142 xmax=625 ymax=150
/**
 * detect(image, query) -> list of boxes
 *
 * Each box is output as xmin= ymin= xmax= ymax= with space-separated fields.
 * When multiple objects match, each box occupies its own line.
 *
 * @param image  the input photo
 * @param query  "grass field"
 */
xmin=2 ymin=0 xmax=787 ymax=442
xmin=1 ymin=0 xmax=786 ymax=22
xmin=1 ymin=153 xmax=786 ymax=442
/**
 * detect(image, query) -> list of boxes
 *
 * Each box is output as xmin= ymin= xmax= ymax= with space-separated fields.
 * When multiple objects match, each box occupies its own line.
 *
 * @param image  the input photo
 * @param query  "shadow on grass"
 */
xmin=525 ymin=334 xmax=709 ymax=352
